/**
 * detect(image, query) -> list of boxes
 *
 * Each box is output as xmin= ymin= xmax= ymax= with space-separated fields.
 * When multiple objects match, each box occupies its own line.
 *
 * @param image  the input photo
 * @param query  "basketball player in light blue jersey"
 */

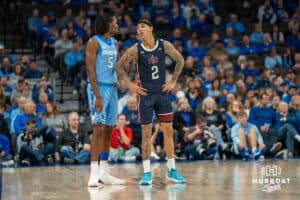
xmin=86 ymin=13 xmax=125 ymax=187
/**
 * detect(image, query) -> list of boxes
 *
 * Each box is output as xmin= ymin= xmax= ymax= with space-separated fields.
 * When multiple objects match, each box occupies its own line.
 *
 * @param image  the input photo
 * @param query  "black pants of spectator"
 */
xmin=19 ymin=143 xmax=54 ymax=165
xmin=173 ymin=130 xmax=186 ymax=155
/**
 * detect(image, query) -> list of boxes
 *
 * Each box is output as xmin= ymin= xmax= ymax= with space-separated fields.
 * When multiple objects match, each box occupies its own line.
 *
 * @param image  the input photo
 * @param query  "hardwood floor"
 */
xmin=2 ymin=160 xmax=300 ymax=200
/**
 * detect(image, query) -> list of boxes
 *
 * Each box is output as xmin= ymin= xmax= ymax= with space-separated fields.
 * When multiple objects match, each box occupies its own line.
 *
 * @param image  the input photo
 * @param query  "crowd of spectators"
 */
xmin=0 ymin=0 xmax=300 ymax=166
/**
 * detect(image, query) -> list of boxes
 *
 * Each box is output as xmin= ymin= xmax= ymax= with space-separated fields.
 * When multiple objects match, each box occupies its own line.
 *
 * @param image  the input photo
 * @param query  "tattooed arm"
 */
xmin=162 ymin=40 xmax=184 ymax=92
xmin=115 ymin=45 xmax=147 ymax=95
xmin=85 ymin=38 xmax=103 ymax=111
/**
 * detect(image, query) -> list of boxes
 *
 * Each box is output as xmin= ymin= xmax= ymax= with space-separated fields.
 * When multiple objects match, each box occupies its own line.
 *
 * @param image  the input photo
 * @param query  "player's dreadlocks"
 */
xmin=94 ymin=13 xmax=114 ymax=35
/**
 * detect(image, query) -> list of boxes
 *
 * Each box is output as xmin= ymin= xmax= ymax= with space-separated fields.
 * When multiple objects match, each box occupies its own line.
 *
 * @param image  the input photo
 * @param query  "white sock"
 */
xmin=252 ymin=148 xmax=257 ymax=154
xmin=143 ymin=160 xmax=150 ymax=173
xmin=90 ymin=161 xmax=98 ymax=173
xmin=167 ymin=158 xmax=175 ymax=170
xmin=99 ymin=160 xmax=109 ymax=174
xmin=294 ymin=134 xmax=300 ymax=142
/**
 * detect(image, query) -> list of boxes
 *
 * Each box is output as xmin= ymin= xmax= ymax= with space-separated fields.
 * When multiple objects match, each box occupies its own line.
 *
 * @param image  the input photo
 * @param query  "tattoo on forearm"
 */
xmin=115 ymin=46 xmax=138 ymax=84
xmin=141 ymin=124 xmax=152 ymax=160
xmin=163 ymin=41 xmax=184 ymax=82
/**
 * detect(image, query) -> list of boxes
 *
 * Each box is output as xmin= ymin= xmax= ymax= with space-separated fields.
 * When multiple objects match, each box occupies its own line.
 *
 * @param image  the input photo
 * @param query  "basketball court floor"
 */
xmin=2 ymin=160 xmax=300 ymax=200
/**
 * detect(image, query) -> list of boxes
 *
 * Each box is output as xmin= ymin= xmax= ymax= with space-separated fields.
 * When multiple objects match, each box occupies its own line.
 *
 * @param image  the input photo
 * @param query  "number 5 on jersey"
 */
xmin=151 ymin=65 xmax=159 ymax=80
xmin=108 ymin=57 xmax=113 ymax=68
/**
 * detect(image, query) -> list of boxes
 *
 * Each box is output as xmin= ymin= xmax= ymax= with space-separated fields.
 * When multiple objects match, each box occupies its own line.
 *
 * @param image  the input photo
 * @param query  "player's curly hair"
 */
xmin=94 ymin=13 xmax=114 ymax=35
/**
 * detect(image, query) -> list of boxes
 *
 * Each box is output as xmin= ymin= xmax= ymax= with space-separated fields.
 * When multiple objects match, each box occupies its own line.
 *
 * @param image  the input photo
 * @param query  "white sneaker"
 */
xmin=99 ymin=171 xmax=126 ymax=185
xmin=150 ymin=152 xmax=160 ymax=160
xmin=88 ymin=174 xmax=102 ymax=187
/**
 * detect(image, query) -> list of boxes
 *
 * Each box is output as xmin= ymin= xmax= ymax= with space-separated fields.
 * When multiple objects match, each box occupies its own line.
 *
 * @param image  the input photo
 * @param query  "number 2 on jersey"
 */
xmin=151 ymin=65 xmax=159 ymax=80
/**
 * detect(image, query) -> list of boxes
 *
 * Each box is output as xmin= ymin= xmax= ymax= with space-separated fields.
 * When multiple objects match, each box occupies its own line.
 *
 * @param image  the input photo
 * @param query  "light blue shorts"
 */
xmin=87 ymin=83 xmax=118 ymax=126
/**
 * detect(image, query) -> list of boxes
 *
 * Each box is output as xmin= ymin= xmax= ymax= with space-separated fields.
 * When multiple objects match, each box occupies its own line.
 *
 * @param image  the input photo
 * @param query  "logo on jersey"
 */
xmin=148 ymin=55 xmax=158 ymax=64
xmin=102 ymin=50 xmax=117 ymax=56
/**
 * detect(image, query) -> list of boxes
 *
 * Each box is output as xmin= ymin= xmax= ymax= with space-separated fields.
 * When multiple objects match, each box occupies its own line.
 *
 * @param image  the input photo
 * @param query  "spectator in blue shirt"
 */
xmin=188 ymin=39 xmax=206 ymax=62
xmin=225 ymin=39 xmax=240 ymax=55
xmin=231 ymin=110 xmax=265 ymax=160
xmin=226 ymin=14 xmax=245 ymax=34
xmin=240 ymin=35 xmax=257 ymax=55
xmin=191 ymin=14 xmax=211 ymax=35
xmin=275 ymin=0 xmax=289 ymax=23
xmin=257 ymin=33 xmax=275 ymax=55
xmin=14 ymin=100 xmax=42 ymax=133
xmin=24 ymin=60 xmax=43 ymax=79
xmin=222 ymin=27 xmax=239 ymax=47
xmin=283 ymin=47 xmax=295 ymax=69
xmin=275 ymin=102 xmax=300 ymax=157
xmin=250 ymin=23 xmax=264 ymax=44
xmin=199 ymin=0 xmax=215 ymax=22
xmin=0 ymin=134 xmax=11 ymax=161
xmin=167 ymin=28 xmax=187 ymax=49
xmin=221 ymin=74 xmax=237 ymax=94
xmin=27 ymin=8 xmax=41 ymax=41
xmin=168 ymin=8 xmax=185 ymax=28
xmin=264 ymin=48 xmax=283 ymax=70
xmin=248 ymin=94 xmax=279 ymax=152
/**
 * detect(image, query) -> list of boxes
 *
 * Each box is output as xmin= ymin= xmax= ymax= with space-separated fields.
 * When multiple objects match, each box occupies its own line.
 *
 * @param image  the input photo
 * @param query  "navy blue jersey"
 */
xmin=137 ymin=39 xmax=166 ymax=92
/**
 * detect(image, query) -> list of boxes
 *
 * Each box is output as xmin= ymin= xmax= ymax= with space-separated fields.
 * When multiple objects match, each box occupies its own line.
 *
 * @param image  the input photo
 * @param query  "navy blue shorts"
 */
xmin=138 ymin=92 xmax=173 ymax=124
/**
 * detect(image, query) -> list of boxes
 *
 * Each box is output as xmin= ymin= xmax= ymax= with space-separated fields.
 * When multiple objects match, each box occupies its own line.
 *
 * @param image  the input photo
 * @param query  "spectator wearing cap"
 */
xmin=226 ymin=14 xmax=245 ymax=34
xmin=24 ymin=60 xmax=43 ymax=79
xmin=240 ymin=35 xmax=257 ymax=55
xmin=264 ymin=48 xmax=283 ymax=70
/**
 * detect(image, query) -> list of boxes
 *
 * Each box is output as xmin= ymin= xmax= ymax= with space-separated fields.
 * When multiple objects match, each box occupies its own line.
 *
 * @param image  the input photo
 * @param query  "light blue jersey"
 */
xmin=93 ymin=35 xmax=117 ymax=84
xmin=87 ymin=35 xmax=118 ymax=126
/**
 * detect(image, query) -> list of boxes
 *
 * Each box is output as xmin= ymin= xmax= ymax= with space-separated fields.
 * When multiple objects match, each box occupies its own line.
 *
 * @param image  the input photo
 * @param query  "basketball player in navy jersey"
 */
xmin=116 ymin=19 xmax=186 ymax=185
xmin=86 ymin=14 xmax=125 ymax=187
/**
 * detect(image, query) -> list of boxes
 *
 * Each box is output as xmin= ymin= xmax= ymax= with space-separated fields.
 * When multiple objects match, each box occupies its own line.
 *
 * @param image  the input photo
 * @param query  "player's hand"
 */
xmin=94 ymin=96 xmax=103 ymax=112
xmin=115 ymin=80 xmax=126 ymax=92
xmin=162 ymin=80 xmax=176 ymax=93
xmin=128 ymin=82 xmax=147 ymax=96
